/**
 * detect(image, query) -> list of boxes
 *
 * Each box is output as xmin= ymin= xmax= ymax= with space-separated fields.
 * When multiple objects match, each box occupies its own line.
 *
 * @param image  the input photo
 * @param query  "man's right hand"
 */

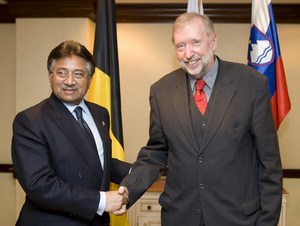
xmin=111 ymin=186 xmax=129 ymax=216
xmin=104 ymin=190 xmax=127 ymax=215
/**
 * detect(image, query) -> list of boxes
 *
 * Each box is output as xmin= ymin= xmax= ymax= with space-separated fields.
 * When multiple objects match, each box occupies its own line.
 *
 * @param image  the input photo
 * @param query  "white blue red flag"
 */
xmin=247 ymin=0 xmax=291 ymax=130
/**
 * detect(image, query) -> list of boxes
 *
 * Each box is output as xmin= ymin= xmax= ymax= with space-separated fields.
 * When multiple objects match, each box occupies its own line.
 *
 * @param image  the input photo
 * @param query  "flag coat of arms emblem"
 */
xmin=247 ymin=0 xmax=291 ymax=129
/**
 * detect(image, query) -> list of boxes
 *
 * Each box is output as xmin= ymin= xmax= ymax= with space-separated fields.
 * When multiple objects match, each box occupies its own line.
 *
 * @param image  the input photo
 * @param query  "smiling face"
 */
xmin=173 ymin=17 xmax=217 ymax=79
xmin=48 ymin=55 xmax=93 ymax=105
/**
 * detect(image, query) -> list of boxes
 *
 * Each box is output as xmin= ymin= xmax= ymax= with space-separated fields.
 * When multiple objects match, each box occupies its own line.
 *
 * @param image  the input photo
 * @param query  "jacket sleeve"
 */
xmin=120 ymin=85 xmax=168 ymax=207
xmin=251 ymin=78 xmax=283 ymax=225
xmin=110 ymin=158 xmax=132 ymax=184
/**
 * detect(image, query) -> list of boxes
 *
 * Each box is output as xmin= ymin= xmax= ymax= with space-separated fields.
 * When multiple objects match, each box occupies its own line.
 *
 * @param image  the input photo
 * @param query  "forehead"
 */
xmin=53 ymin=55 xmax=87 ymax=70
xmin=173 ymin=19 xmax=207 ymax=43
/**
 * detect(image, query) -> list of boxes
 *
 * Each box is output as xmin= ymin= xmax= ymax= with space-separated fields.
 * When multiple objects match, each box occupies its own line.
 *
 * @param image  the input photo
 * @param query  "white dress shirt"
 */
xmin=63 ymin=99 xmax=106 ymax=216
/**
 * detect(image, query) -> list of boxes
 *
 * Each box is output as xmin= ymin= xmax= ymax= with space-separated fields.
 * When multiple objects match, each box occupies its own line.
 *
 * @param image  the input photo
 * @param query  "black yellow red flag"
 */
xmin=89 ymin=0 xmax=129 ymax=225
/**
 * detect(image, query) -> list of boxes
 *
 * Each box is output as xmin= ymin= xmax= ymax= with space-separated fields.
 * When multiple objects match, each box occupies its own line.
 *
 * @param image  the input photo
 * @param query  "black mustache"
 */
xmin=61 ymin=85 xmax=78 ymax=89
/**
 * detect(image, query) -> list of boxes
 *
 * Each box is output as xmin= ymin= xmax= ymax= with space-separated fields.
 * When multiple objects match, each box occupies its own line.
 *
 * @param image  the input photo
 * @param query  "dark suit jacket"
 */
xmin=121 ymin=57 xmax=282 ymax=226
xmin=12 ymin=93 xmax=131 ymax=226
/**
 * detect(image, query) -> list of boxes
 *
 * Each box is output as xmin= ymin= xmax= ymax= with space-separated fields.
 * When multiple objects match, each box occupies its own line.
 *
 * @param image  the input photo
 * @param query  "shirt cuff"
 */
xmin=97 ymin=191 xmax=106 ymax=216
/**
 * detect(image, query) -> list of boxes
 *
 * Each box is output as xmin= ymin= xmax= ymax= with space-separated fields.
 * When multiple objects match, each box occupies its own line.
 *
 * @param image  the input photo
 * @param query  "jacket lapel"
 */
xmin=49 ymin=95 xmax=103 ymax=183
xmin=171 ymin=70 xmax=199 ymax=153
xmin=86 ymin=102 xmax=111 ymax=189
xmin=200 ymin=60 xmax=236 ymax=153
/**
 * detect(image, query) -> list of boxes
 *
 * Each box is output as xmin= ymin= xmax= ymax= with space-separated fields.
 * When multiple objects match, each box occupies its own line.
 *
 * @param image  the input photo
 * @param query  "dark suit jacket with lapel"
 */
xmin=12 ymin=93 xmax=131 ymax=226
xmin=121 ymin=57 xmax=282 ymax=226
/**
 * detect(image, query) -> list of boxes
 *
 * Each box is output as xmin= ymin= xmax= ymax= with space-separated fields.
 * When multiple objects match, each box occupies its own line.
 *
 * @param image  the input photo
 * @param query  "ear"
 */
xmin=48 ymin=73 xmax=52 ymax=85
xmin=212 ymin=33 xmax=218 ymax=51
xmin=88 ymin=76 xmax=93 ymax=88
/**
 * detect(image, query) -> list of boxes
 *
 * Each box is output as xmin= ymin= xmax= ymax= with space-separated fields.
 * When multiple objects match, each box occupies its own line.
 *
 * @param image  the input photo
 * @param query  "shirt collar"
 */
xmin=189 ymin=56 xmax=219 ymax=90
xmin=63 ymin=99 xmax=91 ymax=116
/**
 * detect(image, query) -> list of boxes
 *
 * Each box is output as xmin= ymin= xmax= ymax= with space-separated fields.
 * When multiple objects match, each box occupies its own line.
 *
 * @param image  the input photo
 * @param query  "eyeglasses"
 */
xmin=52 ymin=70 xmax=88 ymax=81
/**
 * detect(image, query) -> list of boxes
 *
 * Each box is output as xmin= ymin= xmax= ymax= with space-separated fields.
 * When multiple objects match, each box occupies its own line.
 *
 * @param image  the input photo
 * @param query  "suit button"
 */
xmin=199 ymin=184 xmax=204 ymax=189
xmin=77 ymin=172 xmax=83 ymax=178
xmin=202 ymin=122 xmax=206 ymax=127
xmin=198 ymin=157 xmax=203 ymax=163
xmin=196 ymin=209 xmax=201 ymax=215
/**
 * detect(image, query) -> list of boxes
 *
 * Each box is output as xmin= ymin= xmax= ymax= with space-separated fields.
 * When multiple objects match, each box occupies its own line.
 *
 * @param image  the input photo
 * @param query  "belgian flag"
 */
xmin=88 ymin=0 xmax=129 ymax=225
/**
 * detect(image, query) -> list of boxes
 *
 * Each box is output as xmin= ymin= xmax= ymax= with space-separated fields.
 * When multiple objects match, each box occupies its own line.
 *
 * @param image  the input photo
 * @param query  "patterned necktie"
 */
xmin=194 ymin=78 xmax=207 ymax=115
xmin=74 ymin=106 xmax=96 ymax=146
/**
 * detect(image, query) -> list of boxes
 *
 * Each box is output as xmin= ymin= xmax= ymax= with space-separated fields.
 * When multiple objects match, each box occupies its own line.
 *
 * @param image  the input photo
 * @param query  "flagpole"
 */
xmin=187 ymin=0 xmax=204 ymax=15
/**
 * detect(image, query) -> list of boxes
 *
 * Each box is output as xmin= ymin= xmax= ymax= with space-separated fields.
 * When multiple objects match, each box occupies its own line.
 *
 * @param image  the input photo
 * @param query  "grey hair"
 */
xmin=172 ymin=12 xmax=215 ymax=43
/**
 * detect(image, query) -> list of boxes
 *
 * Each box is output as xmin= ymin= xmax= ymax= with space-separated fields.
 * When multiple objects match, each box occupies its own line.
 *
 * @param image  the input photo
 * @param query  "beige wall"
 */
xmin=118 ymin=22 xmax=300 ymax=169
xmin=0 ymin=16 xmax=299 ymax=226
xmin=0 ymin=23 xmax=16 ymax=226
xmin=0 ymin=18 xmax=96 ymax=225
xmin=15 ymin=18 xmax=95 ymax=112
xmin=116 ymin=0 xmax=300 ymax=3
xmin=0 ymin=24 xmax=16 ymax=163
xmin=117 ymin=22 xmax=300 ymax=225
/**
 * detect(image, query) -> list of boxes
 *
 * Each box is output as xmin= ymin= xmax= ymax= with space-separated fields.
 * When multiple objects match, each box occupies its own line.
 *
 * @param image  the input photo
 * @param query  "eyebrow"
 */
xmin=56 ymin=68 xmax=86 ymax=72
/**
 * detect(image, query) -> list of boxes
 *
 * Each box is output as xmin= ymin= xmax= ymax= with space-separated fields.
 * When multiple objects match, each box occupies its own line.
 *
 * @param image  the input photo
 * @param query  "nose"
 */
xmin=184 ymin=44 xmax=194 ymax=59
xmin=64 ymin=73 xmax=76 ymax=85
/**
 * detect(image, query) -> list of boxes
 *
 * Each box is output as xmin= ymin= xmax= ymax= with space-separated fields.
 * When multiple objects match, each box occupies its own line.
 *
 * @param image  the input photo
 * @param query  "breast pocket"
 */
xmin=226 ymin=123 xmax=249 ymax=138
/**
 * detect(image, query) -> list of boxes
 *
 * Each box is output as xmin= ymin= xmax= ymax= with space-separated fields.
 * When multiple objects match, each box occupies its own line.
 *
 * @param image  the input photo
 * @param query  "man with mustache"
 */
xmin=12 ymin=40 xmax=131 ymax=226
xmin=119 ymin=12 xmax=282 ymax=226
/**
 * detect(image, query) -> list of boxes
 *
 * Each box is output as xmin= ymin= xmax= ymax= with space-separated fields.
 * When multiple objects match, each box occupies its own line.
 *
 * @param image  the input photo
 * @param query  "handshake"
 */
xmin=104 ymin=186 xmax=129 ymax=216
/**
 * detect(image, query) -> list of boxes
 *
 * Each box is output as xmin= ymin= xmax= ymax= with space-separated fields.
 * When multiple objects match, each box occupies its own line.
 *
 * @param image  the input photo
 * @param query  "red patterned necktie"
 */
xmin=194 ymin=79 xmax=207 ymax=115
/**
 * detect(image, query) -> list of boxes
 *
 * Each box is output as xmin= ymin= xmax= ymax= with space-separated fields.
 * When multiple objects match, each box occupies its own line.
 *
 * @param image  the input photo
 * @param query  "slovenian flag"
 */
xmin=247 ymin=0 xmax=291 ymax=130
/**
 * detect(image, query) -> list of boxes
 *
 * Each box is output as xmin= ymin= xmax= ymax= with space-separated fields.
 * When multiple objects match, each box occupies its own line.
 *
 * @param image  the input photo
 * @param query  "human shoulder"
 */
xmin=84 ymin=100 xmax=109 ymax=119
xmin=152 ymin=68 xmax=186 ymax=89
xmin=12 ymin=97 xmax=54 ymax=131
xmin=15 ymin=97 xmax=51 ymax=118
xmin=218 ymin=58 xmax=267 ymax=82
xmin=85 ymin=100 xmax=107 ymax=111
